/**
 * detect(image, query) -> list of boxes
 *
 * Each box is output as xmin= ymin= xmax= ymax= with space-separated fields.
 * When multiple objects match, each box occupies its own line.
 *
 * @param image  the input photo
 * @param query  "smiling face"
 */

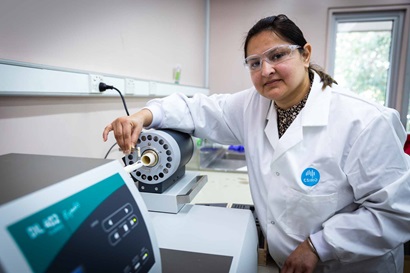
xmin=246 ymin=31 xmax=312 ymax=109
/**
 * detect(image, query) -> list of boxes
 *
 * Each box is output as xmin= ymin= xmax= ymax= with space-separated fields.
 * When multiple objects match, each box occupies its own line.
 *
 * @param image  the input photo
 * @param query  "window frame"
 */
xmin=326 ymin=6 xmax=410 ymax=129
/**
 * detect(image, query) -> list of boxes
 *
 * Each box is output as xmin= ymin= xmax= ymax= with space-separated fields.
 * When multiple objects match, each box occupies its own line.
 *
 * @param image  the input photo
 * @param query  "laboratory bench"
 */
xmin=191 ymin=170 xmax=279 ymax=273
xmin=191 ymin=170 xmax=252 ymax=205
xmin=0 ymin=154 xmax=267 ymax=273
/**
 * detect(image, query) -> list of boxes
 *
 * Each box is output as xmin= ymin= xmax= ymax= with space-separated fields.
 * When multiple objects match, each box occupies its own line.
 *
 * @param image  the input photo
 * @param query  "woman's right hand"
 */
xmin=102 ymin=109 xmax=153 ymax=154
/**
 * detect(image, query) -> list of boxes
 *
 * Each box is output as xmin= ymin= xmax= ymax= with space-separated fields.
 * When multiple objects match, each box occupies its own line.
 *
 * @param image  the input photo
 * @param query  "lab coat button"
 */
xmin=275 ymin=172 xmax=280 ymax=176
xmin=270 ymin=220 xmax=275 ymax=225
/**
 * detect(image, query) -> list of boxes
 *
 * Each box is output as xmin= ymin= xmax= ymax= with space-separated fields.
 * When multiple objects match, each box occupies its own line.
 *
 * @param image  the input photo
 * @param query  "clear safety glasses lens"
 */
xmin=244 ymin=45 xmax=301 ymax=71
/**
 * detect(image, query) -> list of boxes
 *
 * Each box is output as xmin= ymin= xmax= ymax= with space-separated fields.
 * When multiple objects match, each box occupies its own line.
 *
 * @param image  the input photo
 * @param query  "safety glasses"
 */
xmin=244 ymin=44 xmax=301 ymax=71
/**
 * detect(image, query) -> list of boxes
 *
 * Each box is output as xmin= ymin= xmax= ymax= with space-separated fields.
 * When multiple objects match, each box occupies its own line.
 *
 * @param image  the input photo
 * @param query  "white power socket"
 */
xmin=125 ymin=78 xmax=136 ymax=95
xmin=89 ymin=74 xmax=104 ymax=93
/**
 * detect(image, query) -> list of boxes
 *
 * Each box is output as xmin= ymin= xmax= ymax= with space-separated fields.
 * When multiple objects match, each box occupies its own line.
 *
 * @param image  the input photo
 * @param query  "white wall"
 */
xmin=0 ymin=0 xmax=206 ymax=87
xmin=0 ymin=0 xmax=206 ymax=159
xmin=1 ymin=0 xmax=409 ymax=159
xmin=209 ymin=0 xmax=410 ymax=93
xmin=0 ymin=96 xmax=147 ymax=159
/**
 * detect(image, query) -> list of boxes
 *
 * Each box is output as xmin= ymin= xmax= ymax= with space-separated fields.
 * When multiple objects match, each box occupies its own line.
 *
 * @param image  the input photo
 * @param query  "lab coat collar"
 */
xmin=264 ymin=71 xmax=331 ymax=155
xmin=301 ymin=72 xmax=331 ymax=127
xmin=264 ymin=102 xmax=281 ymax=157
xmin=264 ymin=71 xmax=331 ymax=126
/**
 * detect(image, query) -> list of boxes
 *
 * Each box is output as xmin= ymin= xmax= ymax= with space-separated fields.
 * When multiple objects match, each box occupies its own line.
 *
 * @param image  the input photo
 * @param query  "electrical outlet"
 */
xmin=89 ymin=74 xmax=104 ymax=93
xmin=125 ymin=78 xmax=136 ymax=95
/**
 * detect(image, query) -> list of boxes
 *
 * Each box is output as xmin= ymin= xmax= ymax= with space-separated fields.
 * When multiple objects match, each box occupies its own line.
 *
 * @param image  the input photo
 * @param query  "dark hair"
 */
xmin=244 ymin=14 xmax=337 ymax=89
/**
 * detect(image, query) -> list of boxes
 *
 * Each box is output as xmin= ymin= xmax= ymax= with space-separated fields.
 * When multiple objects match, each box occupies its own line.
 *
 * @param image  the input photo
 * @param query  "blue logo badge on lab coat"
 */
xmin=301 ymin=168 xmax=320 ymax=186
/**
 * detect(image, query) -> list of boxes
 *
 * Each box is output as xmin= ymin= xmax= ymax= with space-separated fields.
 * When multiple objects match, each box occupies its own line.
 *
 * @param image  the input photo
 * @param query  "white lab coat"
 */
xmin=146 ymin=72 xmax=410 ymax=273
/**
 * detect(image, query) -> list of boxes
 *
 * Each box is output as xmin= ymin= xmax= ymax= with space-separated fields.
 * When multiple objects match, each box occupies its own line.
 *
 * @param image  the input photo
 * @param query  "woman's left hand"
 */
xmin=281 ymin=240 xmax=319 ymax=273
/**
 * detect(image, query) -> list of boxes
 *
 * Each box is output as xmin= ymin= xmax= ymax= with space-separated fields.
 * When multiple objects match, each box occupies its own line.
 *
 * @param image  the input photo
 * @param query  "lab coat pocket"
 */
xmin=281 ymin=188 xmax=338 ymax=236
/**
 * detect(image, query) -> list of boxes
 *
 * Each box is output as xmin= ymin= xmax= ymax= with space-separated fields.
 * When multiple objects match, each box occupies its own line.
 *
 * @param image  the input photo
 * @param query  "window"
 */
xmin=327 ymin=8 xmax=410 ymax=130
xmin=334 ymin=20 xmax=392 ymax=105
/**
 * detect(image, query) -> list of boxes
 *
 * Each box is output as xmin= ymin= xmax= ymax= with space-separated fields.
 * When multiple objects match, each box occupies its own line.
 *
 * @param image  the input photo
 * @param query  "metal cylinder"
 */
xmin=124 ymin=129 xmax=194 ymax=192
xmin=141 ymin=150 xmax=159 ymax=167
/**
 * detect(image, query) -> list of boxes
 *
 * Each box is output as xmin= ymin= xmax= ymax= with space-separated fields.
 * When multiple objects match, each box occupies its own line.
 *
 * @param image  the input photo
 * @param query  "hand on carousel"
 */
xmin=102 ymin=109 xmax=153 ymax=154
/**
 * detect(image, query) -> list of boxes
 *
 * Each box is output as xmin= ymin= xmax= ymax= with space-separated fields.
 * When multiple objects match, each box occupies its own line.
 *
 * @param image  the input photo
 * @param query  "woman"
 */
xmin=103 ymin=14 xmax=410 ymax=273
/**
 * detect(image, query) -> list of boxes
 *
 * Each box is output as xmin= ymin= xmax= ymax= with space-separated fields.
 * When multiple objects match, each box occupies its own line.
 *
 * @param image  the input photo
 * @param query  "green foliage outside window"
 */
xmin=334 ymin=31 xmax=391 ymax=106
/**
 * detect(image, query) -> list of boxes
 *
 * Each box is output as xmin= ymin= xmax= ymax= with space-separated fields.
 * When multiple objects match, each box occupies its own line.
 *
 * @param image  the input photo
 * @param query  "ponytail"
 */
xmin=309 ymin=64 xmax=337 ymax=90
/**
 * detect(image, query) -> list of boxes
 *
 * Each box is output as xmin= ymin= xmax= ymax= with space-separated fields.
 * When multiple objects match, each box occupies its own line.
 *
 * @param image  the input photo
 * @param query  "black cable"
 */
xmin=99 ymin=82 xmax=130 ymax=116
xmin=100 ymin=82 xmax=130 ymax=158
xmin=104 ymin=142 xmax=118 ymax=159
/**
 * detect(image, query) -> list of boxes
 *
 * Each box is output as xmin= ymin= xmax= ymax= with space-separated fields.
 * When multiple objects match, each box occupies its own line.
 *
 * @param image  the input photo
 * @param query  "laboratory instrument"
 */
xmin=0 ymin=153 xmax=161 ymax=273
xmin=0 ymin=129 xmax=258 ymax=273
xmin=124 ymin=129 xmax=194 ymax=194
